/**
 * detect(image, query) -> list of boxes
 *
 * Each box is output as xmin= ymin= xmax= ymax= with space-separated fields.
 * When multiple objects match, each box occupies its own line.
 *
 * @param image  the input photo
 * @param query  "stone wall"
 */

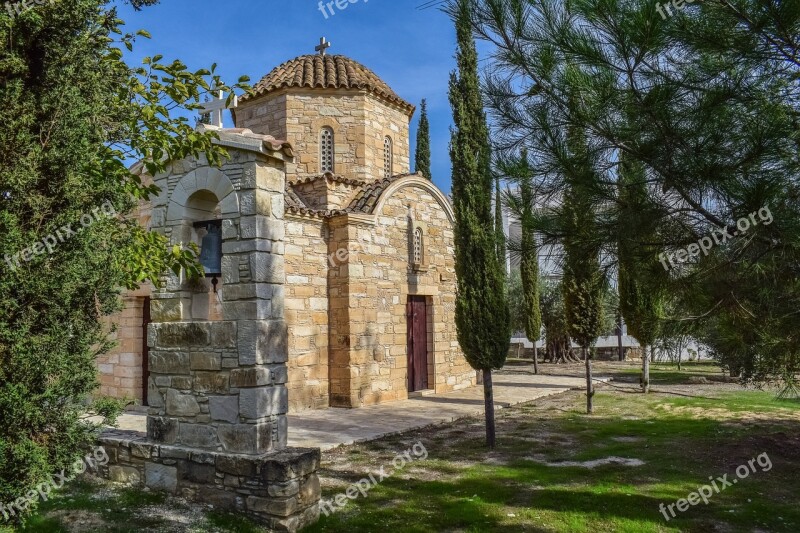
xmin=98 ymin=429 xmax=320 ymax=531
xmin=364 ymin=96 xmax=411 ymax=178
xmin=97 ymin=135 xmax=321 ymax=531
xmin=234 ymin=89 xmax=411 ymax=183
xmin=328 ymin=181 xmax=475 ymax=407
xmin=284 ymin=216 xmax=330 ymax=411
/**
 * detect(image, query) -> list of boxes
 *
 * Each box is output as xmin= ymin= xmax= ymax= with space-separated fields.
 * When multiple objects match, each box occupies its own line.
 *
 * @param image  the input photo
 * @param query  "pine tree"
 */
xmin=447 ymin=0 xmax=510 ymax=449
xmin=469 ymin=0 xmax=800 ymax=386
xmin=415 ymin=99 xmax=432 ymax=181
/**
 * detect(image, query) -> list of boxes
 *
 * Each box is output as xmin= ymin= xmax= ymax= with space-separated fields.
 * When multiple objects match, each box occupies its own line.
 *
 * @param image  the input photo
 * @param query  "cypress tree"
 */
xmin=448 ymin=0 xmax=510 ymax=449
xmin=562 ymin=105 xmax=605 ymax=415
xmin=519 ymin=168 xmax=541 ymax=374
xmin=415 ymin=99 xmax=432 ymax=181
xmin=617 ymin=153 xmax=666 ymax=393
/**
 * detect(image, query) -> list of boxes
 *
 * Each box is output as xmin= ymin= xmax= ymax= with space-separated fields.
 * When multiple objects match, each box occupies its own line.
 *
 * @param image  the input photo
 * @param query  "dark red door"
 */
xmin=142 ymin=297 xmax=151 ymax=406
xmin=407 ymin=296 xmax=429 ymax=392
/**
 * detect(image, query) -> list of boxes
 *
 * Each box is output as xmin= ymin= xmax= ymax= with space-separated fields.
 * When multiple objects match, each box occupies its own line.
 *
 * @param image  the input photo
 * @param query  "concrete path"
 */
xmin=110 ymin=372 xmax=604 ymax=451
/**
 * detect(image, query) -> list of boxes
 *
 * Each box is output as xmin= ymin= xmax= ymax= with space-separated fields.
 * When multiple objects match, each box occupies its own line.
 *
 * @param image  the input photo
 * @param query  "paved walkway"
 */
xmin=111 ymin=372 xmax=604 ymax=451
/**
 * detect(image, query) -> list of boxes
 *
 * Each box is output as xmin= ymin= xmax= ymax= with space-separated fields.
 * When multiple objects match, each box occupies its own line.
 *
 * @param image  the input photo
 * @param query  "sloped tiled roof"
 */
xmin=242 ymin=55 xmax=415 ymax=115
xmin=284 ymin=174 xmax=413 ymax=219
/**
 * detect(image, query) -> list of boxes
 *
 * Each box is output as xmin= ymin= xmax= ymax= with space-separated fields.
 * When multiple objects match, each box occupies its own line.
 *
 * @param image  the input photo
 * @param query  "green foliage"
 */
xmin=448 ymin=0 xmax=510 ymax=371
xmin=414 ymin=99 xmax=432 ymax=181
xmin=617 ymin=153 xmax=666 ymax=348
xmin=507 ymin=269 xmax=525 ymax=334
xmin=561 ymin=122 xmax=605 ymax=350
xmin=469 ymin=0 xmax=800 ymax=384
xmin=540 ymin=280 xmax=571 ymax=359
xmin=0 ymin=0 xmax=248 ymax=520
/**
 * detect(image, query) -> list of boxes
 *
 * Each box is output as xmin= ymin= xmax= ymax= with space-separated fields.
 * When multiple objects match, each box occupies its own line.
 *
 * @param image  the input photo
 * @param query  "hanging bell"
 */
xmin=198 ymin=222 xmax=222 ymax=277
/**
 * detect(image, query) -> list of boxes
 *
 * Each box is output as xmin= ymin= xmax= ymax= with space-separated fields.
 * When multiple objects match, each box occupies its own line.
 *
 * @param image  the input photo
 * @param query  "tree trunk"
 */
xmin=482 ymin=369 xmax=496 ymax=449
xmin=642 ymin=345 xmax=651 ymax=393
xmin=532 ymin=342 xmax=539 ymax=374
xmin=617 ymin=312 xmax=624 ymax=361
xmin=584 ymin=347 xmax=594 ymax=414
xmin=677 ymin=349 xmax=682 ymax=371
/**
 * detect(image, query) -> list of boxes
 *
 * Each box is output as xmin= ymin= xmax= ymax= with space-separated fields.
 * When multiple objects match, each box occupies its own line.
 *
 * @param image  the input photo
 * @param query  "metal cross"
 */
xmin=199 ymin=90 xmax=238 ymax=128
xmin=315 ymin=36 xmax=332 ymax=56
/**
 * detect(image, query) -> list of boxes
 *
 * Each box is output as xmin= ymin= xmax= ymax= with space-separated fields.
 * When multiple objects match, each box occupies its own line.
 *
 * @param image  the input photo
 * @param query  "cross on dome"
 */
xmin=315 ymin=37 xmax=332 ymax=56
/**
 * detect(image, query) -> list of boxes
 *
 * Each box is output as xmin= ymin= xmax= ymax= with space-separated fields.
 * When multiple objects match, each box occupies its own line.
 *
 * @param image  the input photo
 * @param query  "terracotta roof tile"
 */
xmin=284 ymin=173 xmax=413 ymax=219
xmin=242 ymin=55 xmax=415 ymax=115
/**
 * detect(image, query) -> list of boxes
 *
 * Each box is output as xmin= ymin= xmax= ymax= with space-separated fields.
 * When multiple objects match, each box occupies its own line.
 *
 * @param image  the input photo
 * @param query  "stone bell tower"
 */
xmin=98 ymin=126 xmax=320 ymax=532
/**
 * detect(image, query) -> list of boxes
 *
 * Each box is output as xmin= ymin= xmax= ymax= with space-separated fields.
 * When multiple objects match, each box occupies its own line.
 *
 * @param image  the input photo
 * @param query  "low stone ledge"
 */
xmin=96 ymin=433 xmax=320 ymax=531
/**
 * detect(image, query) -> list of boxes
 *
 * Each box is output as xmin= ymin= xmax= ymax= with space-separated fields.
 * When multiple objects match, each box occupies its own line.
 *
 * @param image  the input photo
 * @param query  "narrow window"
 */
xmin=321 ymin=127 xmax=334 ymax=173
xmin=413 ymin=227 xmax=424 ymax=266
xmin=384 ymin=136 xmax=393 ymax=178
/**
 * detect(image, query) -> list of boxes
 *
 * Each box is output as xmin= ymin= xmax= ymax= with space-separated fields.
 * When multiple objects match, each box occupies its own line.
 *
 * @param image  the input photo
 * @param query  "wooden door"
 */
xmin=406 ymin=296 xmax=429 ymax=392
xmin=142 ymin=297 xmax=151 ymax=406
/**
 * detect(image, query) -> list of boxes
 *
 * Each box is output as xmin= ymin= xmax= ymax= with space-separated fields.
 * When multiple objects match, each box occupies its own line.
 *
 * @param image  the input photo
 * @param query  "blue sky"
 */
xmin=117 ymin=0 xmax=459 ymax=193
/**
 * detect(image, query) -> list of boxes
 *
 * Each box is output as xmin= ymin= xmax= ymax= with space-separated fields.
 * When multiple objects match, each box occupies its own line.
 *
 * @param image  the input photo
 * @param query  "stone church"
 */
xmin=99 ymin=46 xmax=475 ymax=413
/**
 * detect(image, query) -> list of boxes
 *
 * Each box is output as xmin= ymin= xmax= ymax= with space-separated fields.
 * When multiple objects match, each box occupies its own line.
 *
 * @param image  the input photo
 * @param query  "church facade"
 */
xmin=98 ymin=50 xmax=475 ymax=412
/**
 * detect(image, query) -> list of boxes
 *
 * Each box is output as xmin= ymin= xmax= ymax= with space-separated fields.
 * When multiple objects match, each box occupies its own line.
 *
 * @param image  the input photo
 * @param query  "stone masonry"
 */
xmin=98 ymin=129 xmax=321 ymax=531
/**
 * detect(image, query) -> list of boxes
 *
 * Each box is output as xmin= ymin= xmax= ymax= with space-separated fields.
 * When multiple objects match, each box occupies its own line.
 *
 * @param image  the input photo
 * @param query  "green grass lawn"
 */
xmin=5 ymin=364 xmax=800 ymax=532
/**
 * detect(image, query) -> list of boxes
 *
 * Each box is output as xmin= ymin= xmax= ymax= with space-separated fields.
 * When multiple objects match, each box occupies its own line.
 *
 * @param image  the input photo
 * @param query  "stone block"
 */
xmin=217 ymin=423 xmax=275 ymax=454
xmin=145 ymin=462 xmax=177 ymax=493
xmin=267 ymin=479 xmax=300 ymax=498
xmin=150 ymin=298 xmax=183 ymax=322
xmin=171 ymin=376 xmax=192 ymax=390
xmin=180 ymin=462 xmax=217 ymax=484
xmin=130 ymin=442 xmax=153 ymax=459
xmin=250 ymin=252 xmax=284 ymax=284
xmin=221 ymin=255 xmax=240 ymax=284
xmin=147 ymin=378 xmax=164 ymax=408
xmin=179 ymin=423 xmax=218 ymax=449
xmin=217 ymin=454 xmax=257 ymax=477
xmin=238 ymin=320 xmax=289 ymax=365
xmin=230 ymin=365 xmax=288 ymax=388
xmin=240 ymin=216 xmax=285 ymax=241
xmin=209 ymin=395 xmax=239 ymax=423
xmin=147 ymin=416 xmax=178 ymax=444
xmin=246 ymin=495 xmax=298 ymax=518
xmin=159 ymin=447 xmax=190 ymax=460
xmin=209 ymin=322 xmax=237 ymax=348
xmin=222 ymin=240 xmax=273 ymax=254
xmin=298 ymin=474 xmax=321 ymax=505
xmin=221 ymin=219 xmax=238 ymax=240
xmin=190 ymin=352 xmax=221 ymax=371
xmin=222 ymin=283 xmax=274 ymax=301
xmin=239 ymin=386 xmax=288 ymax=419
xmin=260 ymin=448 xmax=321 ymax=481
xmin=150 ymin=352 xmax=190 ymax=375
xmin=166 ymin=389 xmax=201 ymax=417
xmin=108 ymin=466 xmax=140 ymax=484
xmin=153 ymin=322 xmax=210 ymax=348
xmin=222 ymin=300 xmax=272 ymax=320
xmin=193 ymin=372 xmax=230 ymax=394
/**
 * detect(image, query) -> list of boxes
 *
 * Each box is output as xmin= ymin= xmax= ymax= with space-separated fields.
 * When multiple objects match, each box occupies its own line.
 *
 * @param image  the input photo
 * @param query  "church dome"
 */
xmin=243 ymin=54 xmax=415 ymax=115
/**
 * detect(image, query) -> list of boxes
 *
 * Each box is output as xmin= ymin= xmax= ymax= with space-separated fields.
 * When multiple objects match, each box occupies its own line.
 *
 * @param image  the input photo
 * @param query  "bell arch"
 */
xmin=166 ymin=167 xmax=239 ymax=222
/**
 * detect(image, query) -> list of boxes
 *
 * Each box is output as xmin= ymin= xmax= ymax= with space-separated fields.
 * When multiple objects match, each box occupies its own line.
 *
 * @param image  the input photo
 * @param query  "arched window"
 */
xmin=320 ymin=127 xmax=334 ymax=173
xmin=413 ymin=227 xmax=424 ymax=266
xmin=384 ymin=136 xmax=393 ymax=178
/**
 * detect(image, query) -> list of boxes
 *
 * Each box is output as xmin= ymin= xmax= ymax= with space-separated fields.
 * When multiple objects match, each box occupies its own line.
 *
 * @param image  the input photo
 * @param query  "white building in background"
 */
xmin=503 ymin=207 xmax=641 ymax=358
xmin=502 ymin=207 xmax=707 ymax=360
